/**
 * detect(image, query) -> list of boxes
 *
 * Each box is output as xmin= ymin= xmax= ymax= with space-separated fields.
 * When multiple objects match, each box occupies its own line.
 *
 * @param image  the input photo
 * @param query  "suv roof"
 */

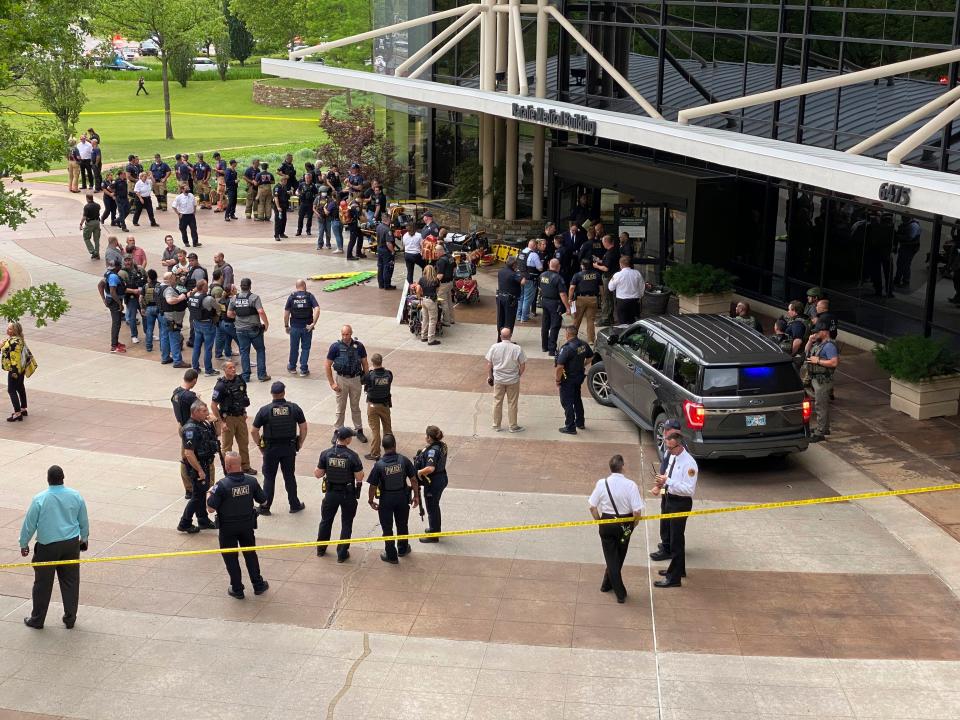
xmin=641 ymin=314 xmax=788 ymax=366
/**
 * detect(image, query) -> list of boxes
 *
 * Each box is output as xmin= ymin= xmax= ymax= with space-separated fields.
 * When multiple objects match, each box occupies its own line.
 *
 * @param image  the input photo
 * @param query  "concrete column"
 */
xmin=504 ymin=0 xmax=520 ymax=221
xmin=481 ymin=0 xmax=497 ymax=218
xmin=532 ymin=0 xmax=548 ymax=221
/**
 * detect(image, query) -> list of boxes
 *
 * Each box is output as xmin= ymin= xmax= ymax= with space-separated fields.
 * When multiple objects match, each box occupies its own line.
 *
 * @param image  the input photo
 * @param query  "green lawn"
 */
xmin=7 ymin=78 xmax=330 ymax=169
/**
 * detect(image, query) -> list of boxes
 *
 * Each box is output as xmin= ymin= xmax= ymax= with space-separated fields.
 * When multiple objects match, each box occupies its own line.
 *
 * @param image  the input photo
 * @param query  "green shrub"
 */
xmin=663 ymin=263 xmax=735 ymax=296
xmin=873 ymin=335 xmax=959 ymax=382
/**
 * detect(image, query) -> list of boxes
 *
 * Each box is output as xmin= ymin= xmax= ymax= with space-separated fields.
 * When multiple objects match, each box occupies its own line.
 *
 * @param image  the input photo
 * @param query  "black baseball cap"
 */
xmin=336 ymin=427 xmax=355 ymax=440
xmin=662 ymin=419 xmax=682 ymax=431
xmin=270 ymin=381 xmax=286 ymax=394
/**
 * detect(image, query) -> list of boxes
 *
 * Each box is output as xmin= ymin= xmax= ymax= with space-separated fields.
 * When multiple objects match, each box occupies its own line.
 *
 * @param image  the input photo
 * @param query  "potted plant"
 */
xmin=663 ymin=263 xmax=735 ymax=314
xmin=873 ymin=335 xmax=960 ymax=419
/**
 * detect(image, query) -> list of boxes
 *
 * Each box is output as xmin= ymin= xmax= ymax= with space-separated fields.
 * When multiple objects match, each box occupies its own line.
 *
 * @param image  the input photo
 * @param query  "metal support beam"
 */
xmin=532 ymin=0 xmax=547 ymax=221
xmin=505 ymin=0 xmax=520 ymax=220
xmin=847 ymin=85 xmax=960 ymax=156
xmin=492 ymin=3 xmax=539 ymax=10
xmin=395 ymin=7 xmax=481 ymax=77
xmin=543 ymin=5 xmax=662 ymax=119
xmin=496 ymin=0 xmax=508 ymax=76
xmin=510 ymin=0 xmax=528 ymax=97
xmin=291 ymin=4 xmax=479 ymax=57
xmin=678 ymin=47 xmax=960 ymax=126
xmin=481 ymin=0 xmax=497 ymax=219
xmin=408 ymin=15 xmax=482 ymax=80
xmin=887 ymin=95 xmax=960 ymax=166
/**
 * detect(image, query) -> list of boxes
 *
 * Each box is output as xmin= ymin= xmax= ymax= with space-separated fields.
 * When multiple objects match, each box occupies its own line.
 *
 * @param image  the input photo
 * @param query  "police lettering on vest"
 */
xmin=232 ymin=292 xmax=256 ymax=317
xmin=539 ymin=271 xmax=563 ymax=300
xmin=333 ymin=341 xmax=362 ymax=377
xmin=376 ymin=453 xmax=415 ymax=493
xmin=320 ymin=446 xmax=358 ymax=486
xmin=365 ymin=368 xmax=393 ymax=406
xmin=288 ymin=291 xmax=312 ymax=321
xmin=188 ymin=292 xmax=216 ymax=323
xmin=558 ymin=337 xmax=591 ymax=382
xmin=572 ymin=270 xmax=600 ymax=296
xmin=262 ymin=402 xmax=297 ymax=442
xmin=209 ymin=473 xmax=264 ymax=528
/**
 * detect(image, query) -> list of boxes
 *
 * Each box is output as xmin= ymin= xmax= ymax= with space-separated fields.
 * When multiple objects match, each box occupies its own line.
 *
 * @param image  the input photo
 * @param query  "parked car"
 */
xmin=101 ymin=58 xmax=148 ymax=72
xmin=193 ymin=57 xmax=218 ymax=72
xmin=588 ymin=314 xmax=810 ymax=460
xmin=140 ymin=39 xmax=160 ymax=56
xmin=122 ymin=48 xmax=138 ymax=61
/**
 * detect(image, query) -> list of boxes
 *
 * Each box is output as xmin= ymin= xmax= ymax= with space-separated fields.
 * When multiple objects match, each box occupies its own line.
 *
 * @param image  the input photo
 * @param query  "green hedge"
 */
xmin=663 ymin=263 xmax=735 ymax=296
xmin=81 ymin=66 xmax=264 ymax=82
xmin=873 ymin=335 xmax=959 ymax=382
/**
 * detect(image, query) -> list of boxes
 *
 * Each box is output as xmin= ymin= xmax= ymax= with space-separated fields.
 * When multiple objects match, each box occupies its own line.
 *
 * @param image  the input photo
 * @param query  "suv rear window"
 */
xmin=701 ymin=364 xmax=802 ymax=396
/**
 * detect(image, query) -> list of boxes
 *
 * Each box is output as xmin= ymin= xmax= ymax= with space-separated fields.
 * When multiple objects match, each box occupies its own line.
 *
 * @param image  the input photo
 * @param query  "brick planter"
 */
xmin=425 ymin=205 xmax=543 ymax=241
xmin=889 ymin=374 xmax=960 ymax=420
xmin=252 ymin=80 xmax=340 ymax=110
xmin=677 ymin=292 xmax=733 ymax=315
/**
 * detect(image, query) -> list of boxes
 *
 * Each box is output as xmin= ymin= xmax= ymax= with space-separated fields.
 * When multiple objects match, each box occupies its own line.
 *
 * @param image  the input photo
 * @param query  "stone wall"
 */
xmin=252 ymin=80 xmax=340 ymax=110
xmin=426 ymin=204 xmax=543 ymax=242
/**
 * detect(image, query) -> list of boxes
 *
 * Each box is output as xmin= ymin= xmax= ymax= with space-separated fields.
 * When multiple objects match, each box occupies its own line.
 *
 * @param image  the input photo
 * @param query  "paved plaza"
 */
xmin=0 ymin=182 xmax=959 ymax=719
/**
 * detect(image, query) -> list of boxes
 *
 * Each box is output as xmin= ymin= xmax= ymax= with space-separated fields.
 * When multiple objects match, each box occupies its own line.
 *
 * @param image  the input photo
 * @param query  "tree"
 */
xmin=224 ymin=0 xmax=254 ymax=66
xmin=316 ymin=105 xmax=403 ymax=192
xmin=0 ymin=283 xmax=70 ymax=328
xmin=229 ymin=0 xmax=307 ymax=53
xmin=167 ymin=42 xmax=194 ymax=88
xmin=213 ymin=18 xmax=231 ymax=80
xmin=94 ymin=0 xmax=224 ymax=139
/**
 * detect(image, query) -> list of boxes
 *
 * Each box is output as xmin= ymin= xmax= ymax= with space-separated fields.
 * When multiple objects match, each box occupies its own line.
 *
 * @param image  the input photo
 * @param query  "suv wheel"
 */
xmin=653 ymin=412 xmax=668 ymax=462
xmin=587 ymin=362 xmax=614 ymax=407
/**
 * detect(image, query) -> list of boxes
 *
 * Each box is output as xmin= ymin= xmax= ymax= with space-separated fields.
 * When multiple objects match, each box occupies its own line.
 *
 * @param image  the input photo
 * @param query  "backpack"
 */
xmin=339 ymin=201 xmax=351 ymax=224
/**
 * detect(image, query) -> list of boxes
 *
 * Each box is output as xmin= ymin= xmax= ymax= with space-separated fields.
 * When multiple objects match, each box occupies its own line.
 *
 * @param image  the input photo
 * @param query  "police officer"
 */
xmin=375 ymin=212 xmax=396 ymax=290
xmin=539 ymin=258 xmax=570 ymax=357
xmin=315 ymin=427 xmax=365 ymax=562
xmin=279 ymin=153 xmax=297 ymax=188
xmin=804 ymin=320 xmax=839 ymax=443
xmin=187 ymin=278 xmax=220 ymax=377
xmin=415 ymin=425 xmax=448 ymax=543
xmin=296 ymin=172 xmax=318 ymax=237
xmin=243 ymin=159 xmax=260 ymax=220
xmin=569 ymin=258 xmax=600 ymax=344
xmin=210 ymin=361 xmax=256 ymax=475
xmin=771 ymin=319 xmax=795 ymax=355
xmin=784 ymin=300 xmax=810 ymax=356
xmin=251 ymin=381 xmax=307 ymax=515
xmin=362 ymin=352 xmax=393 ymax=461
xmin=496 ymin=256 xmax=525 ymax=340
xmin=223 ymin=159 xmax=239 ymax=221
xmin=273 ymin=174 xmax=290 ymax=241
xmin=171 ymin=368 xmax=200 ymax=498
xmin=284 ymin=279 xmax=319 ymax=376
xmin=206 ymin=452 xmax=269 ymax=599
xmin=194 ymin=153 xmax=212 ymax=209
xmin=178 ymin=400 xmax=220 ymax=534
xmin=803 ymin=287 xmax=822 ymax=320
xmin=150 ymin=153 xmax=171 ymax=212
xmin=421 ymin=211 xmax=439 ymax=239
xmin=555 ymin=325 xmax=592 ymax=435
xmin=255 ymin=163 xmax=274 ymax=222
xmin=367 ymin=434 xmax=418 ymax=564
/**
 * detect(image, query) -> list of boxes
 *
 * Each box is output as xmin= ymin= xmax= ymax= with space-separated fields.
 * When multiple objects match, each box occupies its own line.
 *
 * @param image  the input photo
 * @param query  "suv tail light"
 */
xmin=682 ymin=400 xmax=705 ymax=430
xmin=802 ymin=398 xmax=812 ymax=423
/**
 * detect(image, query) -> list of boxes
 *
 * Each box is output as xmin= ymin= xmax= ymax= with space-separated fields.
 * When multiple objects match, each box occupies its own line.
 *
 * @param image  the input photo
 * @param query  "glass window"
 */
xmin=701 ymin=364 xmax=802 ymax=396
xmin=702 ymin=367 xmax=738 ymax=396
xmin=673 ymin=352 xmax=699 ymax=393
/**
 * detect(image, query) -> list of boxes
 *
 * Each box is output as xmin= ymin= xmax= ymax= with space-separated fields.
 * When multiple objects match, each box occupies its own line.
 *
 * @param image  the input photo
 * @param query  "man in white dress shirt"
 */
xmin=608 ymin=256 xmax=645 ymax=325
xmin=588 ymin=455 xmax=644 ymax=603
xmin=132 ymin=172 xmax=159 ymax=227
xmin=172 ymin=185 xmax=201 ymax=248
xmin=650 ymin=430 xmax=699 ymax=588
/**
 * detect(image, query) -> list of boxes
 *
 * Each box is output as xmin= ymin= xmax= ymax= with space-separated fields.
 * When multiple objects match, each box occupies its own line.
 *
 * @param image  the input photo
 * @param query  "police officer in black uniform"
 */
xmin=223 ymin=159 xmax=239 ymax=221
xmin=415 ymin=425 xmax=448 ymax=543
xmin=375 ymin=213 xmax=396 ymax=290
xmin=295 ymin=172 xmax=318 ymax=237
xmin=171 ymin=368 xmax=200 ymax=499
xmin=178 ymin=400 xmax=220 ymax=534
xmin=367 ymin=434 xmax=418 ymax=564
xmin=206 ymin=451 xmax=269 ymax=599
xmin=496 ymin=256 xmax=525 ymax=341
xmin=251 ymin=381 xmax=307 ymax=515
xmin=273 ymin=175 xmax=290 ymax=241
xmin=555 ymin=324 xmax=592 ymax=435
xmin=539 ymin=258 xmax=571 ymax=356
xmin=315 ymin=427 xmax=365 ymax=562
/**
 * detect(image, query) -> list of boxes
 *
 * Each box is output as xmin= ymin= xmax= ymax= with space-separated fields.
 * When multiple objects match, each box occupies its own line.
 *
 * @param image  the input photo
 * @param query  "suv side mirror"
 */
xmin=607 ymin=333 xmax=619 ymax=345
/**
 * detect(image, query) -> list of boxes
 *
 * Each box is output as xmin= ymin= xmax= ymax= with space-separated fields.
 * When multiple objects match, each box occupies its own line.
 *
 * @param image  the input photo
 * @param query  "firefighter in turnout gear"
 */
xmin=367 ymin=434 xmax=418 ymax=564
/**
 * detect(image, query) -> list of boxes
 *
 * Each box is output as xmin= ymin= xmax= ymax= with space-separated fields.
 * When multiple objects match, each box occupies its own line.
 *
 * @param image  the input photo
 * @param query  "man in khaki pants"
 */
xmin=362 ymin=353 xmax=393 ymax=460
xmin=485 ymin=327 xmax=526 ymax=433
xmin=211 ymin=361 xmax=257 ymax=474
xmin=569 ymin=258 xmax=601 ymax=343
xmin=325 ymin=325 xmax=370 ymax=444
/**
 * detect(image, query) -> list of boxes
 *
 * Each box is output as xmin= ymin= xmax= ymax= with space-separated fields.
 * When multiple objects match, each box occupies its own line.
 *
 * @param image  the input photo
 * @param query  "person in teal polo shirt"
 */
xmin=19 ymin=466 xmax=89 ymax=629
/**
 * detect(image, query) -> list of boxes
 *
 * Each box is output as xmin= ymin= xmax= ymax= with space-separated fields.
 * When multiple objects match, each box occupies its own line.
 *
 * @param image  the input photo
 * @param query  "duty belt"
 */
xmin=496 ymin=292 xmax=517 ymax=299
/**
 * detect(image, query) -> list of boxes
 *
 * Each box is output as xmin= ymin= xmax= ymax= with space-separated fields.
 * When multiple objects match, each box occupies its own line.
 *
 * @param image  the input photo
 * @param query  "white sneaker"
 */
xmin=332 ymin=249 xmax=343 ymax=254
xmin=132 ymin=337 xmax=140 ymax=344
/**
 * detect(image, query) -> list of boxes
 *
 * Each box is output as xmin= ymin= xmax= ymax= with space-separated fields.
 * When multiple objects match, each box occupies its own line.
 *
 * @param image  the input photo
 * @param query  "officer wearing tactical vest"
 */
xmin=178 ymin=400 xmax=220 ymax=534
xmin=569 ymin=258 xmax=601 ymax=344
xmin=211 ymin=361 xmax=255 ymax=475
xmin=784 ymin=300 xmax=810 ymax=356
xmin=272 ymin=174 xmax=290 ymax=241
xmin=556 ymin=325 xmax=593 ymax=435
xmin=496 ymin=256 xmax=525 ymax=341
xmin=251 ymin=381 xmax=307 ymax=515
xmin=804 ymin=320 xmax=839 ymax=443
xmin=171 ymin=368 xmax=200 ymax=498
xmin=325 ymin=325 xmax=369 ymax=443
xmin=315 ymin=427 xmax=365 ymax=562
xmin=771 ymin=319 xmax=796 ymax=356
xmin=284 ymin=280 xmax=320 ymax=377
xmin=539 ymin=258 xmax=571 ymax=357
xmin=188 ymin=279 xmax=220 ymax=377
xmin=206 ymin=451 xmax=269 ymax=600
xmin=367 ymin=434 xmax=418 ymax=564
xmin=362 ymin=353 xmax=393 ymax=461
xmin=227 ymin=278 xmax=271 ymax=383
xmin=415 ymin=425 xmax=448 ymax=543
xmin=255 ymin=163 xmax=274 ymax=221
xmin=295 ymin=172 xmax=318 ymax=237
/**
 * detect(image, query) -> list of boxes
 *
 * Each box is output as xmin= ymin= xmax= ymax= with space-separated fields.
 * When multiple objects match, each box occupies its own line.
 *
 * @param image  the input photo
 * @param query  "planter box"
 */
xmin=889 ymin=374 xmax=960 ymax=420
xmin=677 ymin=292 xmax=732 ymax=315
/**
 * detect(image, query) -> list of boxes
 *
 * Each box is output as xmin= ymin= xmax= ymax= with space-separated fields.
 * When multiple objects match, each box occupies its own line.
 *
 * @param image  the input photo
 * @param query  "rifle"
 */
xmin=416 ymin=483 xmax=425 ymax=522
xmin=413 ymin=447 xmax=427 ymax=522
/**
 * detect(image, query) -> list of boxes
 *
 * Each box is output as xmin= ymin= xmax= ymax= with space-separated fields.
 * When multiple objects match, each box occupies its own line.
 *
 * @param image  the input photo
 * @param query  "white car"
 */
xmin=193 ymin=57 xmax=218 ymax=72
xmin=122 ymin=48 xmax=138 ymax=61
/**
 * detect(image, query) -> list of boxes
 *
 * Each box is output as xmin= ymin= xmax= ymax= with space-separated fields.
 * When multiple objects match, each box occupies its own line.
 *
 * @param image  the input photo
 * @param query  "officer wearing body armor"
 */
xmin=211 ymin=361 xmax=255 ymax=475
xmin=187 ymin=279 xmax=220 ymax=376
xmin=284 ymin=280 xmax=319 ymax=377
xmin=227 ymin=278 xmax=271 ymax=384
xmin=362 ymin=353 xmax=393 ymax=461
xmin=315 ymin=427 xmax=365 ymax=563
xmin=296 ymin=172 xmax=318 ymax=237
xmin=251 ymin=381 xmax=307 ymax=515
xmin=375 ymin=213 xmax=396 ymax=290
xmin=171 ymin=368 xmax=200 ymax=497
xmin=496 ymin=256 xmax=525 ymax=341
xmin=205 ymin=452 xmax=269 ymax=599
xmin=555 ymin=325 xmax=593 ymax=435
xmin=178 ymin=400 xmax=220 ymax=534
xmin=272 ymin=174 xmax=290 ymax=241
xmin=325 ymin=325 xmax=370 ymax=443
xmin=771 ymin=319 xmax=795 ymax=355
xmin=804 ymin=320 xmax=839 ymax=443
xmin=414 ymin=425 xmax=448 ymax=543
xmin=569 ymin=258 xmax=601 ymax=344
xmin=367 ymin=434 xmax=418 ymax=564
xmin=539 ymin=258 xmax=570 ymax=357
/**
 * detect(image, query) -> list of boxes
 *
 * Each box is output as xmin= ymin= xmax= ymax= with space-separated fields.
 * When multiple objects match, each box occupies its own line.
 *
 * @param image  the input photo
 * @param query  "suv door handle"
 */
xmin=649 ymin=380 xmax=660 ymax=389
xmin=625 ymin=362 xmax=635 ymax=370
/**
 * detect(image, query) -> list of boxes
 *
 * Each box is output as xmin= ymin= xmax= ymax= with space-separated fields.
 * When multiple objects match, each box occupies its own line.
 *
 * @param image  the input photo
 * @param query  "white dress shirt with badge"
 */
xmin=134 ymin=178 xmax=153 ymax=199
xmin=172 ymin=192 xmax=197 ymax=214
xmin=589 ymin=473 xmax=645 ymax=515
xmin=662 ymin=449 xmax=699 ymax=496
xmin=607 ymin=267 xmax=646 ymax=299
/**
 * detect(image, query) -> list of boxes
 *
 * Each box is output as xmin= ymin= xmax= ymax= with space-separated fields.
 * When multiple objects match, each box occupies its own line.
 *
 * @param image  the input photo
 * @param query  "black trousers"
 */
xmin=541 ymin=298 xmax=562 ymax=352
xmin=347 ymin=224 xmax=362 ymax=258
xmin=179 ymin=213 xmax=199 ymax=246
xmin=133 ymin=196 xmax=155 ymax=225
xmin=598 ymin=516 xmax=633 ymax=601
xmin=496 ymin=295 xmax=518 ymax=339
xmin=663 ymin=493 xmax=693 ymax=583
xmin=261 ymin=446 xmax=300 ymax=509
xmin=109 ymin=303 xmax=123 ymax=347
xmin=101 ymin=196 xmax=117 ymax=224
xmin=658 ymin=492 xmax=670 ymax=552
xmin=180 ymin=466 xmax=212 ymax=525
xmin=377 ymin=246 xmax=395 ymax=288
xmin=79 ymin=159 xmax=93 ymax=188
xmin=615 ymin=297 xmax=640 ymax=325
xmin=116 ymin=200 xmax=130 ymax=230
xmin=274 ymin=206 xmax=288 ymax=238
xmin=218 ymin=525 xmax=265 ymax=592
xmin=423 ymin=475 xmax=447 ymax=533
xmin=93 ymin=163 xmax=103 ymax=191
xmin=559 ymin=378 xmax=584 ymax=430
xmin=225 ymin=187 xmax=237 ymax=218
xmin=378 ymin=491 xmax=411 ymax=560
xmin=29 ymin=537 xmax=81 ymax=625
xmin=297 ymin=204 xmax=313 ymax=235
xmin=317 ymin=486 xmax=358 ymax=559
xmin=7 ymin=371 xmax=26 ymax=412
xmin=405 ymin=253 xmax=425 ymax=284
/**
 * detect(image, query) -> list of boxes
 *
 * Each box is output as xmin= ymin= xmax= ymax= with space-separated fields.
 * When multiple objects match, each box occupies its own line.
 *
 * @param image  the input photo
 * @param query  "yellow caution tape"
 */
xmin=3 ymin=482 xmax=958 ymax=570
